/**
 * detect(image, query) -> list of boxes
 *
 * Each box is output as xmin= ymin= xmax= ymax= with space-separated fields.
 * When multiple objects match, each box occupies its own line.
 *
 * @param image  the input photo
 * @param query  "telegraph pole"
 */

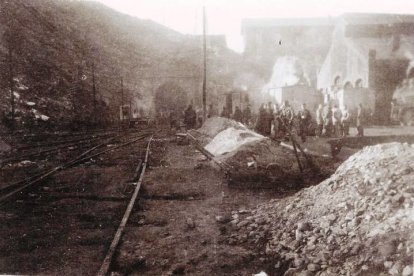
xmin=8 ymin=38 xmax=14 ymax=131
xmin=121 ymin=77 xmax=124 ymax=109
xmin=92 ymin=61 xmax=97 ymax=124
xmin=202 ymin=6 xmax=207 ymax=123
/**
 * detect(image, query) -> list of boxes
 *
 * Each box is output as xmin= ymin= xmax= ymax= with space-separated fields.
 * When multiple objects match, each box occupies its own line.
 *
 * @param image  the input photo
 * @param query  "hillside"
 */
xmin=0 ymin=0 xmax=242 ymax=130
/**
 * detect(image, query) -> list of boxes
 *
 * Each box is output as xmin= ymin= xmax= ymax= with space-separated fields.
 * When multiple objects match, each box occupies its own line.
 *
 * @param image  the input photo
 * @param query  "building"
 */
xmin=317 ymin=13 xmax=414 ymax=123
xmin=241 ymin=17 xmax=335 ymax=87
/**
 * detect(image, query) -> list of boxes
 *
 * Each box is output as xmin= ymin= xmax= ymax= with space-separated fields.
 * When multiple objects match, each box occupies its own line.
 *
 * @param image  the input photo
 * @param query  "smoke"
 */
xmin=267 ymin=56 xmax=307 ymax=88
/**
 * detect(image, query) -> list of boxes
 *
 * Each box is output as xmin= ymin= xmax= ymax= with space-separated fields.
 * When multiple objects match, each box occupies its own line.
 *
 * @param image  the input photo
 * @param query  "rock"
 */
xmin=293 ymin=257 xmax=306 ymax=269
xmin=384 ymin=261 xmax=393 ymax=269
xmin=307 ymin=263 xmax=320 ymax=272
xmin=171 ymin=264 xmax=186 ymax=275
xmin=326 ymin=214 xmax=337 ymax=223
xmin=378 ymin=240 xmax=397 ymax=257
xmin=237 ymin=220 xmax=249 ymax=228
xmin=215 ymin=215 xmax=225 ymax=223
xmin=186 ymin=218 xmax=195 ymax=229
xmin=297 ymin=221 xmax=311 ymax=231
xmin=295 ymin=229 xmax=303 ymax=241
xmin=402 ymin=265 xmax=413 ymax=276
xmin=350 ymin=243 xmax=362 ymax=255
xmin=284 ymin=268 xmax=299 ymax=276
xmin=298 ymin=271 xmax=314 ymax=276
xmin=389 ymin=261 xmax=403 ymax=275
xmin=253 ymin=271 xmax=268 ymax=276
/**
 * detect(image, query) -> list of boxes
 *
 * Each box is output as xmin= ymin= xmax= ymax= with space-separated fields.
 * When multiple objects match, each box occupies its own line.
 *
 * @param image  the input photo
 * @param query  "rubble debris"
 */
xmin=17 ymin=160 xmax=36 ymax=167
xmin=229 ymin=142 xmax=414 ymax=275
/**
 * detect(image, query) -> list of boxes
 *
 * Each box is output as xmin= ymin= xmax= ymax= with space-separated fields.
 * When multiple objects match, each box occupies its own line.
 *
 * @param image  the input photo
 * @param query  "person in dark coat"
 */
xmin=322 ymin=103 xmax=333 ymax=137
xmin=298 ymin=103 xmax=311 ymax=142
xmin=184 ymin=105 xmax=197 ymax=129
xmin=255 ymin=103 xmax=267 ymax=135
xmin=243 ymin=105 xmax=252 ymax=125
xmin=233 ymin=106 xmax=243 ymax=122
xmin=279 ymin=100 xmax=294 ymax=137
xmin=315 ymin=104 xmax=323 ymax=137
xmin=220 ymin=107 xmax=230 ymax=118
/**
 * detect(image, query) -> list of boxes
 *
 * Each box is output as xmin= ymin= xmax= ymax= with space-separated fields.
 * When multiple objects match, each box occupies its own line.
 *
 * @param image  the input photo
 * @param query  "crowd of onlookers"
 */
xmin=217 ymin=100 xmax=367 ymax=142
xmin=162 ymin=101 xmax=367 ymax=142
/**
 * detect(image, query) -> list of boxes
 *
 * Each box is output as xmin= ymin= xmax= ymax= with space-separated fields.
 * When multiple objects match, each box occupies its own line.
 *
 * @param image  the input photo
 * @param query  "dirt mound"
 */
xmin=228 ymin=142 xmax=414 ymax=275
xmin=198 ymin=117 xmax=246 ymax=138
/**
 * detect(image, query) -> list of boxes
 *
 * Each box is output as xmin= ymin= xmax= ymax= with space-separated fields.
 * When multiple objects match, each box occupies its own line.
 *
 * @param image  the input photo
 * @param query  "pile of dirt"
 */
xmin=198 ymin=117 xmax=246 ymax=138
xmin=227 ymin=142 xmax=414 ymax=275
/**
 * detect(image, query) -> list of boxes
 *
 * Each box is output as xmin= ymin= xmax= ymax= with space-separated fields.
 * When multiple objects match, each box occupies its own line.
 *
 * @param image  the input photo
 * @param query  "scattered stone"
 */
xmin=186 ymin=218 xmax=195 ymax=229
xmin=402 ymin=265 xmax=413 ymax=276
xmin=307 ymin=263 xmax=320 ymax=272
xmin=384 ymin=261 xmax=393 ymax=269
xmin=230 ymin=143 xmax=414 ymax=275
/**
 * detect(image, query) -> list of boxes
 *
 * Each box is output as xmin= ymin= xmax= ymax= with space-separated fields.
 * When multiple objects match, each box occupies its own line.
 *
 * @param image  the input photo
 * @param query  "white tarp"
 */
xmin=204 ymin=127 xmax=265 ymax=156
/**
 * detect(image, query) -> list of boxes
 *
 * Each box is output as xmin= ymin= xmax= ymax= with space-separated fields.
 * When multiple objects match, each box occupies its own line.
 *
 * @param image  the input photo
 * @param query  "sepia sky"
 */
xmin=94 ymin=0 xmax=414 ymax=52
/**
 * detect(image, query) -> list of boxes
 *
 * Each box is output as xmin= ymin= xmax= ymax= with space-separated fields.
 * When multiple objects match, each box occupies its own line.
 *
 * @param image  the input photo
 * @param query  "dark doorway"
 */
xmin=372 ymin=59 xmax=409 ymax=124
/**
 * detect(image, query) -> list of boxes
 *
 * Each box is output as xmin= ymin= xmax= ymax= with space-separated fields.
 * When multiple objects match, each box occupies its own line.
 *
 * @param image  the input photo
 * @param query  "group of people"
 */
xmin=315 ymin=103 xmax=365 ymax=137
xmin=254 ymin=100 xmax=308 ymax=141
xmin=177 ymin=101 xmax=366 ymax=140
xmin=220 ymin=105 xmax=252 ymax=125
xmin=247 ymin=100 xmax=365 ymax=142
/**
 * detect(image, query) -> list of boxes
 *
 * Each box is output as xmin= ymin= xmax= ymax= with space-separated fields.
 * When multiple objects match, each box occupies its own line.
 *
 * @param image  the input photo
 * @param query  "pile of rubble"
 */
xmin=228 ymin=142 xmax=414 ymax=275
xmin=195 ymin=117 xmax=333 ymax=187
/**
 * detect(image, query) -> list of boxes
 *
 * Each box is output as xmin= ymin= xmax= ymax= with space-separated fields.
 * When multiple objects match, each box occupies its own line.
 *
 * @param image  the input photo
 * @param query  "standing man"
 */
xmin=243 ymin=104 xmax=252 ymax=126
xmin=356 ymin=103 xmax=364 ymax=137
xmin=184 ymin=105 xmax=197 ymax=129
xmin=332 ymin=104 xmax=342 ymax=137
xmin=298 ymin=103 xmax=311 ymax=142
xmin=255 ymin=103 xmax=267 ymax=135
xmin=280 ymin=100 xmax=294 ymax=138
xmin=315 ymin=104 xmax=323 ymax=137
xmin=322 ymin=103 xmax=333 ymax=137
xmin=220 ymin=106 xmax=230 ymax=118
xmin=233 ymin=106 xmax=243 ymax=122
xmin=341 ymin=105 xmax=350 ymax=136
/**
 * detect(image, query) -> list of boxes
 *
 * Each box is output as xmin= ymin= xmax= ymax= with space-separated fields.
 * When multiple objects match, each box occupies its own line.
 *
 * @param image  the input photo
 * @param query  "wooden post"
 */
xmin=8 ymin=40 xmax=14 ymax=131
xmin=202 ymin=6 xmax=207 ymax=123
xmin=92 ymin=61 xmax=97 ymax=124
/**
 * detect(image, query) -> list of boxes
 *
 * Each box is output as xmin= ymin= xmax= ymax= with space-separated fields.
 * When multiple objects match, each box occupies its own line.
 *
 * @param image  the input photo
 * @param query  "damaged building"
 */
xmin=318 ymin=13 xmax=414 ymax=124
xmin=241 ymin=14 xmax=414 ymax=123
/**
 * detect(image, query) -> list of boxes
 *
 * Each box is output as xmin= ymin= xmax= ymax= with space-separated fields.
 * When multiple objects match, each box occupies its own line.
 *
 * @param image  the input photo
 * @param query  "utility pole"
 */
xmin=8 ymin=37 xmax=14 ymax=131
xmin=92 ymin=61 xmax=97 ymax=124
xmin=202 ymin=6 xmax=207 ymax=123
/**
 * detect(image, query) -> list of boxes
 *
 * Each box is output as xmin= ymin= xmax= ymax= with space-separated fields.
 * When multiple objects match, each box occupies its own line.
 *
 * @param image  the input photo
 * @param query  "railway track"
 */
xmin=0 ymin=132 xmax=120 ymax=167
xmin=0 ymin=129 xmax=156 ymax=275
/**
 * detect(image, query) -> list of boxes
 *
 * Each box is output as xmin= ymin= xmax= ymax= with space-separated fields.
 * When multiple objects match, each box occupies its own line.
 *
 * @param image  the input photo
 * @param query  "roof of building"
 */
xmin=342 ymin=13 xmax=414 ymax=26
xmin=241 ymin=13 xmax=414 ymax=34
xmin=241 ymin=17 xmax=335 ymax=33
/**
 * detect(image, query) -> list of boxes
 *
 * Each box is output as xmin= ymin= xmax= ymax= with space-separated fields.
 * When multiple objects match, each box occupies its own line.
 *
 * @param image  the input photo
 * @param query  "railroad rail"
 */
xmin=0 ymin=128 xmax=156 ymax=275
xmin=0 ymin=130 xmax=153 ymax=206
xmin=97 ymin=135 xmax=153 ymax=276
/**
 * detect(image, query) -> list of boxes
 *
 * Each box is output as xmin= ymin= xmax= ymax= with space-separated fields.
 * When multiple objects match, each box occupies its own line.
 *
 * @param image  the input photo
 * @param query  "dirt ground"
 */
xmin=0 ymin=133 xmax=149 ymax=275
xmin=114 ymin=138 xmax=293 ymax=276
